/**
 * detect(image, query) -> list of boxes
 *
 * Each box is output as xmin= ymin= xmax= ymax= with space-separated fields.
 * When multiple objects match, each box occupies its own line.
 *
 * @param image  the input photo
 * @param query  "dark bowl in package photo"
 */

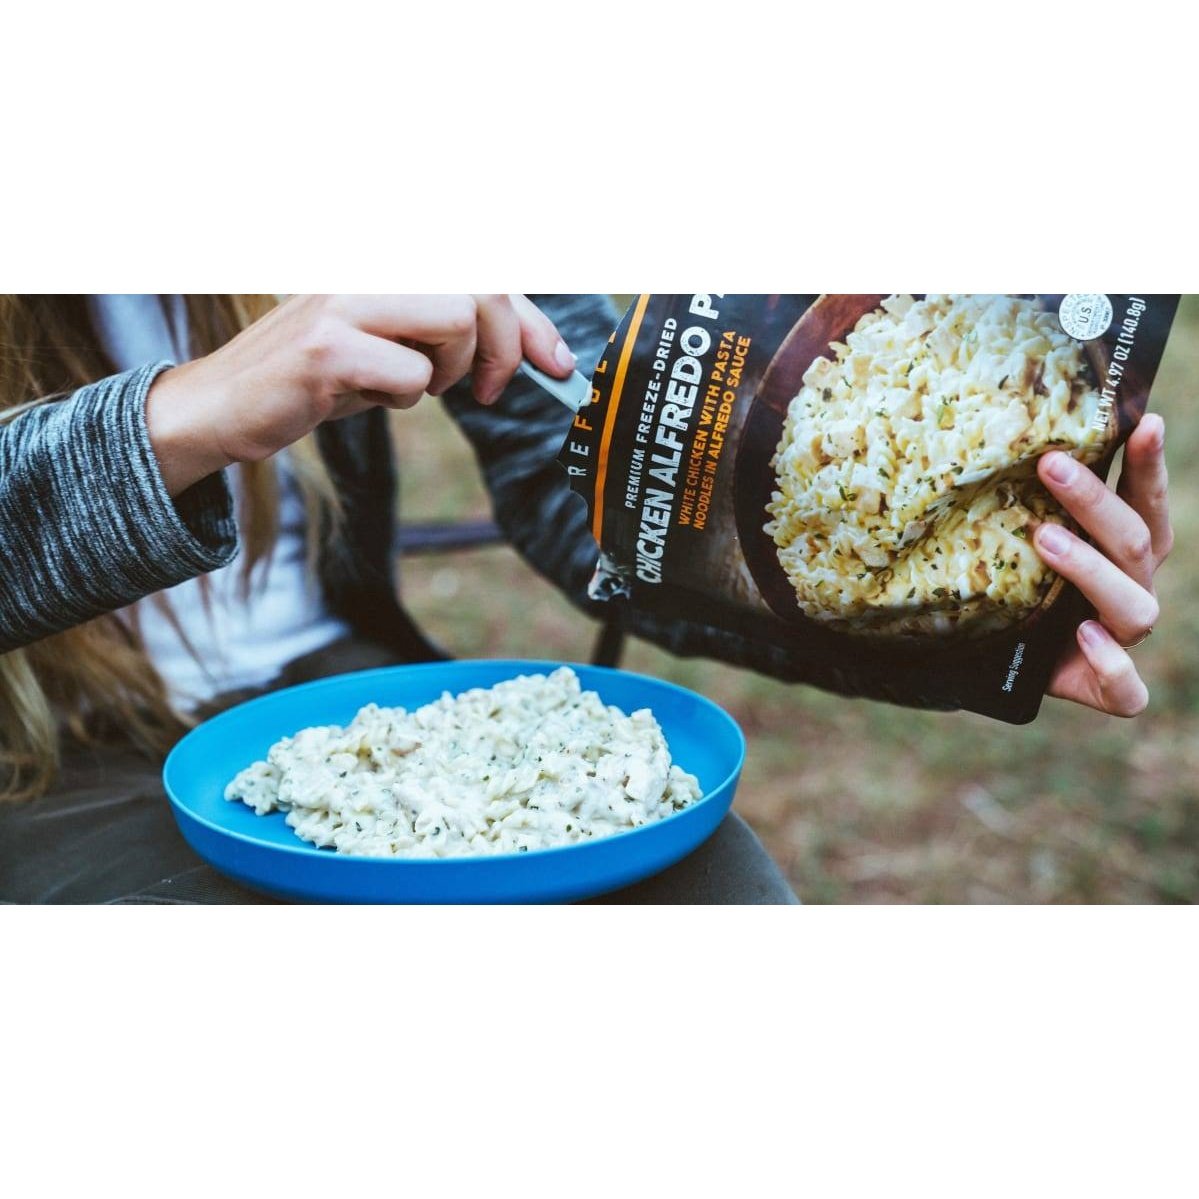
xmin=559 ymin=294 xmax=1179 ymax=723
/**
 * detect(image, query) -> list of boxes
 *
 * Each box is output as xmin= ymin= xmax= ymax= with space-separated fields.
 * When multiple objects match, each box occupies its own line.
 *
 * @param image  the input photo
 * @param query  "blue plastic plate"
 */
xmin=163 ymin=660 xmax=744 ymax=903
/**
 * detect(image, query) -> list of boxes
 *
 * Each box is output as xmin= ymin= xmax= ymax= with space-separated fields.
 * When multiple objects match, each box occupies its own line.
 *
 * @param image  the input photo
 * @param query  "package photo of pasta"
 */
xmin=560 ymin=294 xmax=1179 ymax=723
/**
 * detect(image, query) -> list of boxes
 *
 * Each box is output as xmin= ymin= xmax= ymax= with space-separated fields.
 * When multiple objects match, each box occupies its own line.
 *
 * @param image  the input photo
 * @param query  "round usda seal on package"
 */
xmin=1058 ymin=293 xmax=1113 ymax=341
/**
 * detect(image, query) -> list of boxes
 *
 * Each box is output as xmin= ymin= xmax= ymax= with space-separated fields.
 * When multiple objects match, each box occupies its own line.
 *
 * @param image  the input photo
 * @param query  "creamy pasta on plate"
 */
xmin=765 ymin=294 xmax=1111 ymax=637
xmin=225 ymin=667 xmax=701 ymax=857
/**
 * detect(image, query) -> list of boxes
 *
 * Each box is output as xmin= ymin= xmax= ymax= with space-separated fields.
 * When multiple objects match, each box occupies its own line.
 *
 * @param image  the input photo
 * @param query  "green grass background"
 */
xmin=394 ymin=296 xmax=1199 ymax=903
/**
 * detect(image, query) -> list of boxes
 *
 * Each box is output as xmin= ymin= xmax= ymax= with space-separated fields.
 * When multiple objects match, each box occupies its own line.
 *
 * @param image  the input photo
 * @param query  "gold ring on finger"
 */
xmin=1118 ymin=627 xmax=1153 ymax=650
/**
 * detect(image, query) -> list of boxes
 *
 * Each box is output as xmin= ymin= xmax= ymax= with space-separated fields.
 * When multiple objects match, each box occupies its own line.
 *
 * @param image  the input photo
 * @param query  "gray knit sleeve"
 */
xmin=0 ymin=362 xmax=238 ymax=653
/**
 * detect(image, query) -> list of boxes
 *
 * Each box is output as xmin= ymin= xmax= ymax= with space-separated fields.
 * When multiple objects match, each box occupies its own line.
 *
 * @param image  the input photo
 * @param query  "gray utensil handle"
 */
xmin=517 ymin=359 xmax=592 ymax=413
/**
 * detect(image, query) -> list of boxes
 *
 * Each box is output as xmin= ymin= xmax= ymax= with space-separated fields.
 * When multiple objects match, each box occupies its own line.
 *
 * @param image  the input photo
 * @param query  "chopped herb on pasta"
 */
xmin=225 ymin=668 xmax=701 ymax=858
xmin=764 ymin=294 xmax=1111 ymax=637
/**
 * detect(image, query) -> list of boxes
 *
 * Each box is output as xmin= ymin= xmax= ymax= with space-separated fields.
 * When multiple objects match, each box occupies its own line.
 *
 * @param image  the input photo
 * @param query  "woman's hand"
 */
xmin=1034 ymin=414 xmax=1172 ymax=716
xmin=145 ymin=294 xmax=576 ymax=494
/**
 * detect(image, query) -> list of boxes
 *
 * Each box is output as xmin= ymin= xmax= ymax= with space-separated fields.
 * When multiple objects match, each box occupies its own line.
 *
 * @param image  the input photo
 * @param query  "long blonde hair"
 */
xmin=0 ymin=295 xmax=340 ymax=801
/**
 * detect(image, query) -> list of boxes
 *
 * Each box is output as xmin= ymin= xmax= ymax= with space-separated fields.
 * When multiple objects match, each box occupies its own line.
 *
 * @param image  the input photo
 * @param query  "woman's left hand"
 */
xmin=1034 ymin=414 xmax=1172 ymax=716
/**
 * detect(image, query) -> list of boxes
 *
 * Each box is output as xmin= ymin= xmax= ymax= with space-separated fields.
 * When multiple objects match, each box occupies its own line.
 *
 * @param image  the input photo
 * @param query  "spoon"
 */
xmin=516 ymin=359 xmax=592 ymax=413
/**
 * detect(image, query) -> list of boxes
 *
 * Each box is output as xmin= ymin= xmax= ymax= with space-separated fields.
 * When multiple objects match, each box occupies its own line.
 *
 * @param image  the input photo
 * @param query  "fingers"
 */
xmin=1033 ymin=520 xmax=1159 ymax=646
xmin=1116 ymin=414 xmax=1173 ymax=562
xmin=422 ymin=320 xmax=477 ymax=399
xmin=318 ymin=294 xmax=577 ymax=407
xmin=471 ymin=294 xmax=577 ymax=405
xmin=1038 ymin=451 xmax=1155 ymax=588
xmin=1074 ymin=620 xmax=1150 ymax=716
xmin=333 ymin=294 xmax=476 ymax=344
xmin=471 ymin=294 xmax=524 ymax=405
xmin=1037 ymin=419 xmax=1166 ymax=719
xmin=466 ymin=294 xmax=578 ymax=405
xmin=331 ymin=294 xmax=478 ymax=398
xmin=511 ymin=293 xmax=577 ymax=379
xmin=332 ymin=329 xmax=433 ymax=409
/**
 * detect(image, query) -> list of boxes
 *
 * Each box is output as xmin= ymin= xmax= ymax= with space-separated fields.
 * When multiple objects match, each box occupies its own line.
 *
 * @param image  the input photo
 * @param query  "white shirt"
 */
xmin=88 ymin=295 xmax=350 ymax=708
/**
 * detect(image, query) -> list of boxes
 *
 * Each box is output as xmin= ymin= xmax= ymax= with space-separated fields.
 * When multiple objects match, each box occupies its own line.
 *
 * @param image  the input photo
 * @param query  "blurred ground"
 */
xmin=394 ymin=296 xmax=1199 ymax=903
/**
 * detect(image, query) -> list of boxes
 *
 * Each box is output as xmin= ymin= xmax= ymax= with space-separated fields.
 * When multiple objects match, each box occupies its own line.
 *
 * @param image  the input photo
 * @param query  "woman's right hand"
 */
xmin=145 ymin=294 xmax=577 ymax=495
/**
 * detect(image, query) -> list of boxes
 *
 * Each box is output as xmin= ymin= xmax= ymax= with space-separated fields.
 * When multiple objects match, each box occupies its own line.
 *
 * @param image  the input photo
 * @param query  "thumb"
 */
xmin=512 ymin=294 xmax=577 ymax=379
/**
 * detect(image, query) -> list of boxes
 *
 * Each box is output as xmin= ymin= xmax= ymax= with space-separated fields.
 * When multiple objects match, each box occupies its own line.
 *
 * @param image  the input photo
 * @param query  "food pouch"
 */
xmin=559 ymin=294 xmax=1178 ymax=722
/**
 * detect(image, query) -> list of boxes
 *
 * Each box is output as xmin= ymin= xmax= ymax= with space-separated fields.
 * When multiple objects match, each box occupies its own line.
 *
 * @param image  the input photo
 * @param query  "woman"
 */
xmin=0 ymin=295 xmax=1171 ymax=902
xmin=0 ymin=294 xmax=800 ymax=902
